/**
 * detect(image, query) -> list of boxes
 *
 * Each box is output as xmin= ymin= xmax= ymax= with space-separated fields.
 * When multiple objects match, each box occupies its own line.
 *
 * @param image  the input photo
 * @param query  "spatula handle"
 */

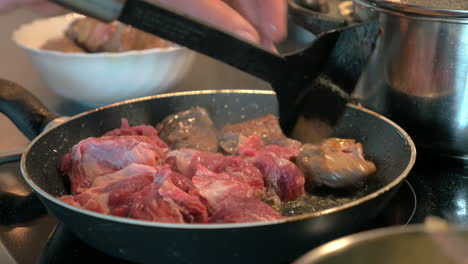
xmin=49 ymin=0 xmax=124 ymax=22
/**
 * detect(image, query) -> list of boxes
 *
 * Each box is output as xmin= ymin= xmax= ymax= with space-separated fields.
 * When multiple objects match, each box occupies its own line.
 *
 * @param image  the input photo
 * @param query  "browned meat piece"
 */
xmin=41 ymin=36 xmax=85 ymax=53
xmin=296 ymin=138 xmax=376 ymax=189
xmin=156 ymin=107 xmax=219 ymax=152
xmin=66 ymin=17 xmax=172 ymax=53
xmin=219 ymin=114 xmax=301 ymax=154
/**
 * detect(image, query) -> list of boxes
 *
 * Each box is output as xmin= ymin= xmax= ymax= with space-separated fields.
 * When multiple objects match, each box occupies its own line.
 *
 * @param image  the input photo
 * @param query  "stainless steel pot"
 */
xmin=352 ymin=0 xmax=468 ymax=159
xmin=292 ymin=222 xmax=468 ymax=264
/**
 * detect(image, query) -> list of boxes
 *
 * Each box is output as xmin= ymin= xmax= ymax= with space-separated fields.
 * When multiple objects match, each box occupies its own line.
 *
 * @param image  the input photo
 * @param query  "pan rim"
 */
xmin=20 ymin=89 xmax=417 ymax=229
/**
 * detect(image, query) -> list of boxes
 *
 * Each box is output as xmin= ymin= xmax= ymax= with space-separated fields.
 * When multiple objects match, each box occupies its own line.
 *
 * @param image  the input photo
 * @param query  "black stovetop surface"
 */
xmin=1 ymin=151 xmax=467 ymax=264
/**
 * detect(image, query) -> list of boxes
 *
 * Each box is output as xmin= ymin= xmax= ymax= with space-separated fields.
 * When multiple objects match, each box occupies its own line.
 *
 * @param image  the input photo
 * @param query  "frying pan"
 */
xmin=0 ymin=80 xmax=415 ymax=264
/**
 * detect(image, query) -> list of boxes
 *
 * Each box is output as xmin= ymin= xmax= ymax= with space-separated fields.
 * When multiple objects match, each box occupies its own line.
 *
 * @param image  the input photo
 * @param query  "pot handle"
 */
xmin=0 ymin=79 xmax=59 ymax=140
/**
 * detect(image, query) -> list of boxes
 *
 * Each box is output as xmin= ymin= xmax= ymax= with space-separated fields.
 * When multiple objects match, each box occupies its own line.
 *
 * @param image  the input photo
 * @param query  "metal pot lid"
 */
xmin=354 ymin=0 xmax=468 ymax=18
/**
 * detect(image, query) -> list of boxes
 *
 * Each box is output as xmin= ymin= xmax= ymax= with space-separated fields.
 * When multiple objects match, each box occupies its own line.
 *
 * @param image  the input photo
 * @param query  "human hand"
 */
xmin=152 ymin=0 xmax=288 ymax=52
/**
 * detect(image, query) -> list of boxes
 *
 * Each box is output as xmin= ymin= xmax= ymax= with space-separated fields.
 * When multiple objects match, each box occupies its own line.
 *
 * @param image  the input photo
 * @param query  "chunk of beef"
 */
xmin=191 ymin=152 xmax=265 ymax=194
xmin=129 ymin=166 xmax=208 ymax=223
xmin=65 ymin=17 xmax=114 ymax=52
xmin=296 ymin=138 xmax=377 ymax=189
xmin=209 ymin=197 xmax=284 ymax=223
xmin=61 ymin=165 xmax=208 ymax=223
xmin=158 ymin=176 xmax=208 ymax=223
xmin=66 ymin=17 xmax=172 ymax=53
xmin=104 ymin=118 xmax=169 ymax=152
xmin=41 ymin=36 xmax=85 ymax=53
xmin=156 ymin=107 xmax=219 ymax=152
xmin=219 ymin=114 xmax=301 ymax=154
xmin=128 ymin=183 xmax=185 ymax=223
xmin=253 ymin=152 xmax=305 ymax=202
xmin=169 ymin=171 xmax=199 ymax=195
xmin=91 ymin=163 xmax=165 ymax=188
xmin=238 ymin=135 xmax=299 ymax=160
xmin=192 ymin=166 xmax=255 ymax=212
xmin=237 ymin=136 xmax=305 ymax=202
xmin=166 ymin=149 xmax=199 ymax=177
xmin=61 ymin=136 xmax=166 ymax=194
xmin=167 ymin=149 xmax=265 ymax=194
xmin=59 ymin=173 xmax=155 ymax=217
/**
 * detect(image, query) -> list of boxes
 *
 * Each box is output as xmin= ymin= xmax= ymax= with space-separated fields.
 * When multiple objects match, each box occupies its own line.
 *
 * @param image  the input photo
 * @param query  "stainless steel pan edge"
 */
xmin=20 ymin=89 xmax=416 ymax=230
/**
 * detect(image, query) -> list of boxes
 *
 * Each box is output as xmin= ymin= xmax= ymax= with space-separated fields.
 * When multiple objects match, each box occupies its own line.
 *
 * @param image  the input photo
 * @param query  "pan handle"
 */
xmin=0 ymin=79 xmax=59 ymax=140
xmin=0 ymin=80 xmax=57 ymax=223
xmin=0 ymin=192 xmax=46 ymax=225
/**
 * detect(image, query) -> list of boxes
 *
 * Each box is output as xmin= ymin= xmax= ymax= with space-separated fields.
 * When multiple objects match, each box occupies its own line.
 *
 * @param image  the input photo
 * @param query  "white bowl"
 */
xmin=13 ymin=14 xmax=196 ymax=107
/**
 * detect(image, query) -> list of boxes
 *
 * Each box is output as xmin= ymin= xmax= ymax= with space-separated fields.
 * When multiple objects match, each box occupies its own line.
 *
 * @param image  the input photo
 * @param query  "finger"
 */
xmin=261 ymin=39 xmax=278 ymax=54
xmin=152 ymin=0 xmax=260 ymax=45
xmin=260 ymin=0 xmax=288 ymax=43
xmin=228 ymin=0 xmax=287 ymax=42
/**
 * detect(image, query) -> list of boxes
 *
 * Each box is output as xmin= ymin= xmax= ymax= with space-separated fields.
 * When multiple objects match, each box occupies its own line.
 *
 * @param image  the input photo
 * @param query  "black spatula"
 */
xmin=50 ymin=0 xmax=378 ymax=143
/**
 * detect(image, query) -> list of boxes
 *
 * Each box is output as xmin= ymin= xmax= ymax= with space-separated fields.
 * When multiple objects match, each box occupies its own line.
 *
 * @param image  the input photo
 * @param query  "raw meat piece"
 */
xmin=41 ymin=36 xmax=85 ymax=53
xmin=219 ymin=114 xmax=302 ymax=154
xmin=169 ymin=170 xmax=198 ymax=195
xmin=66 ymin=17 xmax=172 ymax=53
xmin=128 ymin=183 xmax=185 ymax=223
xmin=167 ymin=150 xmax=265 ymax=194
xmin=158 ymin=176 xmax=208 ymax=223
xmin=61 ymin=165 xmax=208 ymax=223
xmin=253 ymin=152 xmax=305 ymax=202
xmin=238 ymin=135 xmax=299 ymax=160
xmin=191 ymin=153 xmax=265 ymax=193
xmin=296 ymin=138 xmax=376 ymax=189
xmin=209 ymin=197 xmax=284 ymax=223
xmin=129 ymin=167 xmax=208 ymax=223
xmin=165 ymin=149 xmax=199 ymax=177
xmin=236 ymin=135 xmax=305 ymax=202
xmin=60 ymin=173 xmax=154 ymax=217
xmin=192 ymin=166 xmax=255 ymax=212
xmin=62 ymin=136 xmax=166 ymax=194
xmin=156 ymin=107 xmax=219 ymax=152
xmin=104 ymin=118 xmax=169 ymax=152
xmin=91 ymin=163 xmax=166 ymax=188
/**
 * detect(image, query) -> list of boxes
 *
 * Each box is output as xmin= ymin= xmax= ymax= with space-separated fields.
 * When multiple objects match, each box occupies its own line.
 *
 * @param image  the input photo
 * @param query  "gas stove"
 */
xmin=1 ymin=3 xmax=468 ymax=263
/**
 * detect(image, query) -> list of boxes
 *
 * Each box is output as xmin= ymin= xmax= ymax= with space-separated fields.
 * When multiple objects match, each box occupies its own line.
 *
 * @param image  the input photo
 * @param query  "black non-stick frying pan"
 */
xmin=0 ymin=80 xmax=415 ymax=264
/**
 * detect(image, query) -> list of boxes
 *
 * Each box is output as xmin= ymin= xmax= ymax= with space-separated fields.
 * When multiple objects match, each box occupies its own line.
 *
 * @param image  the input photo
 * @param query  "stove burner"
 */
xmin=370 ymin=180 xmax=417 ymax=228
xmin=33 ymin=181 xmax=417 ymax=264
